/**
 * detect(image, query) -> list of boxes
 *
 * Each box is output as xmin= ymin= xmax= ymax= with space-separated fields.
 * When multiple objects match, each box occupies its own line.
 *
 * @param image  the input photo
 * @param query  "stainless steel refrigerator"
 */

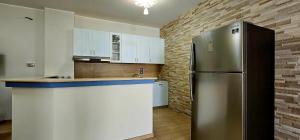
xmin=190 ymin=21 xmax=274 ymax=140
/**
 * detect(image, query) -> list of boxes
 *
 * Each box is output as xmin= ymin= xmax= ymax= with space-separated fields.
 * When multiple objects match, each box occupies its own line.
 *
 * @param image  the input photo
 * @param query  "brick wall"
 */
xmin=160 ymin=0 xmax=300 ymax=139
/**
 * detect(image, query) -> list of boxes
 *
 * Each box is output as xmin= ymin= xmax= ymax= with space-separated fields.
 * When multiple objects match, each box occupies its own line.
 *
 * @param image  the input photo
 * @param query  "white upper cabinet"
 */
xmin=159 ymin=39 xmax=165 ymax=64
xmin=149 ymin=38 xmax=165 ymax=64
xmin=74 ymin=28 xmax=89 ymax=56
xmin=121 ymin=34 xmax=137 ymax=63
xmin=110 ymin=33 xmax=122 ymax=62
xmin=74 ymin=29 xmax=165 ymax=64
xmin=94 ymin=31 xmax=110 ymax=58
xmin=73 ymin=28 xmax=110 ymax=57
xmin=136 ymin=36 xmax=151 ymax=64
xmin=121 ymin=34 xmax=165 ymax=64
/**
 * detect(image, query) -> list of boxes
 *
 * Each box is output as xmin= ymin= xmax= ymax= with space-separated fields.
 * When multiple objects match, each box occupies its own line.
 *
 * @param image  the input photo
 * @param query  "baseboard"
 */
xmin=0 ymin=120 xmax=11 ymax=135
xmin=128 ymin=133 xmax=154 ymax=140
xmin=153 ymin=105 xmax=168 ymax=109
xmin=0 ymin=120 xmax=11 ymax=124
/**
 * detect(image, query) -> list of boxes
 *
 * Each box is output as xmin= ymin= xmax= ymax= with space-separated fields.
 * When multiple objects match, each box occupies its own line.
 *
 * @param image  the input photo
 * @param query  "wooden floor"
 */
xmin=0 ymin=108 xmax=190 ymax=140
xmin=147 ymin=108 xmax=191 ymax=140
xmin=0 ymin=121 xmax=11 ymax=140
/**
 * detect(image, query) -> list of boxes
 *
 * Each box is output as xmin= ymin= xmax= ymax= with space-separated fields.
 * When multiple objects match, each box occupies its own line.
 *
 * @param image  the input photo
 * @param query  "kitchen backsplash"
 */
xmin=74 ymin=62 xmax=162 ymax=78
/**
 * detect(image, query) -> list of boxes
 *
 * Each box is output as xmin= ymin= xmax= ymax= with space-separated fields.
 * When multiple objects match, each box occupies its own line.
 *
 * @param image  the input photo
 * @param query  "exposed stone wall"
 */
xmin=160 ymin=0 xmax=300 ymax=139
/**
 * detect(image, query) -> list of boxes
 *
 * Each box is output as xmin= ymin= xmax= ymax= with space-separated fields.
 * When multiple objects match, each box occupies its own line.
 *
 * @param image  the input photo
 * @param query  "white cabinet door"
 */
xmin=149 ymin=38 xmax=159 ymax=64
xmin=74 ymin=28 xmax=91 ymax=56
xmin=110 ymin=33 xmax=122 ymax=62
xmin=149 ymin=38 xmax=165 ymax=64
xmin=136 ymin=36 xmax=150 ymax=63
xmin=121 ymin=34 xmax=137 ymax=63
xmin=74 ymin=28 xmax=95 ymax=56
xmin=94 ymin=31 xmax=110 ymax=57
xmin=88 ymin=30 xmax=96 ymax=56
xmin=153 ymin=81 xmax=168 ymax=107
xmin=74 ymin=28 xmax=111 ymax=57
xmin=73 ymin=28 xmax=81 ymax=56
xmin=158 ymin=39 xmax=165 ymax=64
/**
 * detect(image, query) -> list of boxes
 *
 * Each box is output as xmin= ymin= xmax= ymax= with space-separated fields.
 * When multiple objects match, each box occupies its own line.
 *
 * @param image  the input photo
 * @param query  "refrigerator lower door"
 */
xmin=192 ymin=73 xmax=243 ymax=140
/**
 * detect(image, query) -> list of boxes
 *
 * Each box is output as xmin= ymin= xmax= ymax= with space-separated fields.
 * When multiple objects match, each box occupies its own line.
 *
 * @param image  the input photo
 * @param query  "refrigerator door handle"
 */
xmin=190 ymin=44 xmax=195 ymax=102
xmin=189 ymin=72 xmax=194 ymax=102
xmin=190 ymin=43 xmax=195 ymax=71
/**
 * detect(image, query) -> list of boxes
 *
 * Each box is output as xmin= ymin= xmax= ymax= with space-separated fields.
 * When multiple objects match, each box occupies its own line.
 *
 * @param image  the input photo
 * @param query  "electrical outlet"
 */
xmin=139 ymin=68 xmax=144 ymax=74
xmin=26 ymin=62 xmax=35 ymax=68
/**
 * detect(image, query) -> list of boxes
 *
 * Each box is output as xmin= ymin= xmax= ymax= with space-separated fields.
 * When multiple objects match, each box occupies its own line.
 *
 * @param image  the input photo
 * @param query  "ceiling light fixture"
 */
xmin=134 ymin=0 xmax=157 ymax=15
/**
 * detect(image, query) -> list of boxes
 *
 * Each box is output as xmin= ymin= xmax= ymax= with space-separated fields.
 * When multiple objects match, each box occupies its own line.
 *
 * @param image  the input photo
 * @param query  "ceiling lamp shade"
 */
xmin=144 ymin=8 xmax=149 ymax=15
xmin=134 ymin=0 xmax=157 ymax=15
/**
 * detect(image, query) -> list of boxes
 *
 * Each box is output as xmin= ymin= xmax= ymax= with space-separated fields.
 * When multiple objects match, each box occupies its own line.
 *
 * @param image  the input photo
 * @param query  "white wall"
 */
xmin=0 ymin=4 xmax=161 ymax=79
xmin=0 ymin=3 xmax=45 ymax=78
xmin=75 ymin=16 xmax=160 ymax=37
xmin=0 ymin=3 xmax=44 ymax=120
xmin=44 ymin=8 xmax=74 ymax=77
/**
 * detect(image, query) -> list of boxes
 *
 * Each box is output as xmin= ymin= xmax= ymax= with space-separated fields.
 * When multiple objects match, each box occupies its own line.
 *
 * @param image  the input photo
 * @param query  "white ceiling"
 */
xmin=0 ymin=0 xmax=205 ymax=27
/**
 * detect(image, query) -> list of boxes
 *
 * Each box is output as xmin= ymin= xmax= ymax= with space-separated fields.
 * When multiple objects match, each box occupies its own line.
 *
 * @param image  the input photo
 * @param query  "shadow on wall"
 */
xmin=0 ymin=54 xmax=5 ymax=77
xmin=0 ymin=54 xmax=11 ymax=121
xmin=0 ymin=82 xmax=12 ymax=121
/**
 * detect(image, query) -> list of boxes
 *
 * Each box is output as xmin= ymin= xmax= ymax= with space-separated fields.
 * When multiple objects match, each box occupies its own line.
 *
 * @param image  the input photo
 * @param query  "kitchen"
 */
xmin=0 ymin=0 xmax=299 ymax=140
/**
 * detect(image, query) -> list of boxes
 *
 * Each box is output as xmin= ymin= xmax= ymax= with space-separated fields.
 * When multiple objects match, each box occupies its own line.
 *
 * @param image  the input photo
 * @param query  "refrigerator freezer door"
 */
xmin=192 ymin=22 xmax=243 ymax=72
xmin=192 ymin=73 xmax=243 ymax=140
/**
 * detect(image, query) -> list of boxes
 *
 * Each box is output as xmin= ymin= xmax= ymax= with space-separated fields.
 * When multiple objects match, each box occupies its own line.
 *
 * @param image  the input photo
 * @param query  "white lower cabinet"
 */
xmin=153 ymin=81 xmax=168 ymax=107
